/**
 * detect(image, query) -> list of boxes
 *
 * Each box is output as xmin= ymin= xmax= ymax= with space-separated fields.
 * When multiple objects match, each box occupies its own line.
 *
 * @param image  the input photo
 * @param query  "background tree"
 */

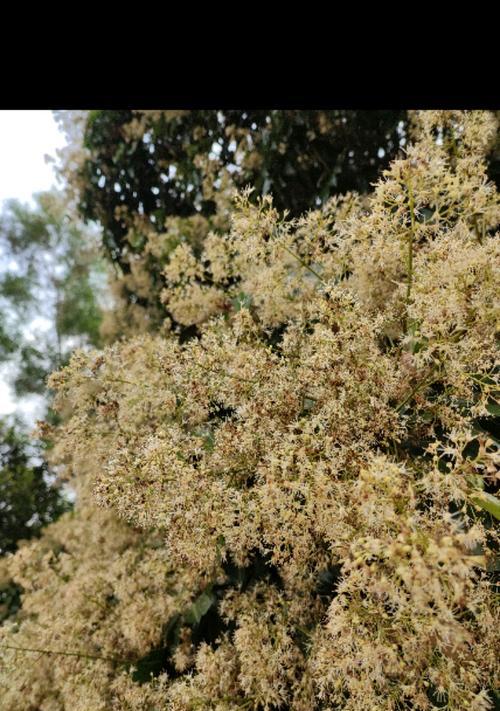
xmin=0 ymin=416 xmax=70 ymax=556
xmin=0 ymin=191 xmax=105 ymax=398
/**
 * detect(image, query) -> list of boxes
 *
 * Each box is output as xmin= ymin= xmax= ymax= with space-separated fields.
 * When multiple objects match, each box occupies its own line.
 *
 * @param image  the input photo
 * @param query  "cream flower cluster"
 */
xmin=1 ymin=111 xmax=498 ymax=710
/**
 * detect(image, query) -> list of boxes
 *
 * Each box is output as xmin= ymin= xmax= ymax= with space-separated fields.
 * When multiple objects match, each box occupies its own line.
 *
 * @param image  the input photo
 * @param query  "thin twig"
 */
xmin=0 ymin=643 xmax=128 ymax=666
xmin=405 ymin=176 xmax=416 ymax=334
xmin=195 ymin=361 xmax=260 ymax=385
xmin=396 ymin=368 xmax=440 ymax=412
xmin=282 ymin=244 xmax=326 ymax=284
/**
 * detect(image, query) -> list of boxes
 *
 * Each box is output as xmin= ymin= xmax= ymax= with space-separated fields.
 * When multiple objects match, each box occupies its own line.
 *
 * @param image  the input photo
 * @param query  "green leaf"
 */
xmin=113 ymin=143 xmax=126 ymax=164
xmin=470 ymin=491 xmax=500 ymax=520
xmin=462 ymin=438 xmax=480 ymax=461
xmin=231 ymin=292 xmax=253 ymax=312
xmin=487 ymin=555 xmax=500 ymax=573
xmin=485 ymin=399 xmax=500 ymax=417
xmin=184 ymin=590 xmax=216 ymax=626
xmin=202 ymin=431 xmax=215 ymax=452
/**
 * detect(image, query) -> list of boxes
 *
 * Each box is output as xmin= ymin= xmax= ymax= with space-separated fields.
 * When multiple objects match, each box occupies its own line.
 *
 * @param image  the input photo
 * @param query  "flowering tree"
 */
xmin=0 ymin=110 xmax=498 ymax=710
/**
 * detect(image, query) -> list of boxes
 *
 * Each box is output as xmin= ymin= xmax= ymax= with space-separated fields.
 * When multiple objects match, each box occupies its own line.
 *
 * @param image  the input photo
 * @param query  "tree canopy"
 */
xmin=56 ymin=111 xmax=407 ymax=332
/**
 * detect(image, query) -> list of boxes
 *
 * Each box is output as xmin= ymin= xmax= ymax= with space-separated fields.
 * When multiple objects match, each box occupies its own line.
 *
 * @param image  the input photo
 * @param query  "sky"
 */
xmin=0 ymin=111 xmax=65 ymax=209
xmin=0 ymin=111 xmax=67 ymax=419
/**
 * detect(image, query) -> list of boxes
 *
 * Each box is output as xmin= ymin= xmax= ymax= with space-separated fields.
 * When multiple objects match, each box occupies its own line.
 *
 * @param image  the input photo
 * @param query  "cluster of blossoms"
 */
xmin=0 ymin=111 xmax=498 ymax=710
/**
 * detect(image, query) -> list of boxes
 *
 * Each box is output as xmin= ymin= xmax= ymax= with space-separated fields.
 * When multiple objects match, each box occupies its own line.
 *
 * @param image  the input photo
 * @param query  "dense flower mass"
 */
xmin=0 ymin=111 xmax=498 ymax=710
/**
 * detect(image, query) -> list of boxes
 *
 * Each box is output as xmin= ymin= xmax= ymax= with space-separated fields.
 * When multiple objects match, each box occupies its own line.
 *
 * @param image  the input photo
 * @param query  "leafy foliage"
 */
xmin=0 ymin=417 xmax=70 ymax=555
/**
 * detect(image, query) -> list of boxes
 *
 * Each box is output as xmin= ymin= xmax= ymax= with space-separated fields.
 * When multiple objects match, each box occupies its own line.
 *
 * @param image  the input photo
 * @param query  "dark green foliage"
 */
xmin=13 ymin=344 xmax=55 ymax=397
xmin=77 ymin=110 xmax=406 ymax=272
xmin=0 ymin=579 xmax=21 ymax=623
xmin=0 ymin=418 xmax=71 ymax=555
xmin=55 ymin=265 xmax=102 ymax=346
xmin=486 ymin=110 xmax=500 ymax=190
